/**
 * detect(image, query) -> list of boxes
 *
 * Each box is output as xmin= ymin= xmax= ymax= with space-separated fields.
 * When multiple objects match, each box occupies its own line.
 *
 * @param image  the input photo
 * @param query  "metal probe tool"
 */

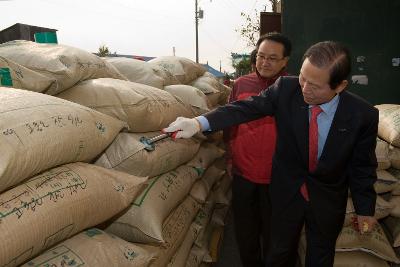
xmin=140 ymin=131 xmax=177 ymax=151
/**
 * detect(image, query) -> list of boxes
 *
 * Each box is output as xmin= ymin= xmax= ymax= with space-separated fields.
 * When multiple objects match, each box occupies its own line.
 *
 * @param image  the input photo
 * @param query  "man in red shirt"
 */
xmin=224 ymin=32 xmax=292 ymax=267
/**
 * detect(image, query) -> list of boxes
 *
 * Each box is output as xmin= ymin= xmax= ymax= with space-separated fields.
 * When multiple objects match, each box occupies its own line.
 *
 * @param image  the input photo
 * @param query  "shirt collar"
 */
xmin=310 ymin=94 xmax=340 ymax=115
xmin=255 ymin=69 xmax=288 ymax=84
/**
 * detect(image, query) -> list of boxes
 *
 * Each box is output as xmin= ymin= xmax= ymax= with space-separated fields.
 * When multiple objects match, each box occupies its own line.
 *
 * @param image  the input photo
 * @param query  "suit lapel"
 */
xmin=293 ymin=92 xmax=309 ymax=168
xmin=317 ymin=92 xmax=352 ymax=170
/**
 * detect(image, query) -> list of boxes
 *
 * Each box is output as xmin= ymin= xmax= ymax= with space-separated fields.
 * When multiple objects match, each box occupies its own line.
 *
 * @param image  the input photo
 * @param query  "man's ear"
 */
xmin=283 ymin=56 xmax=290 ymax=67
xmin=334 ymin=80 xmax=348 ymax=94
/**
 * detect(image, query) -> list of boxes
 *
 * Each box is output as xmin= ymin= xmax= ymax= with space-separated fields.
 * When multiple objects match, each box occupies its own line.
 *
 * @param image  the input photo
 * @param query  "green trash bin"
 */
xmin=0 ymin=68 xmax=13 ymax=87
xmin=34 ymin=31 xmax=58 ymax=44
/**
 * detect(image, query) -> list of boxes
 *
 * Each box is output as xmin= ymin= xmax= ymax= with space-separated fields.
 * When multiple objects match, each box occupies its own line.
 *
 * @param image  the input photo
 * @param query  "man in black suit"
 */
xmin=164 ymin=41 xmax=378 ymax=266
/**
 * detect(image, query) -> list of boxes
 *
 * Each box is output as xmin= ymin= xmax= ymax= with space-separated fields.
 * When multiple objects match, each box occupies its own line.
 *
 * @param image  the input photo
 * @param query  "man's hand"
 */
xmin=163 ymin=117 xmax=201 ymax=139
xmin=354 ymin=215 xmax=377 ymax=234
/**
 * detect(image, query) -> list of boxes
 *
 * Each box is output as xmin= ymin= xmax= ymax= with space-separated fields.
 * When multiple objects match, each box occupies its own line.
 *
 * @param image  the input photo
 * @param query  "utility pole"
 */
xmin=270 ymin=0 xmax=278 ymax=12
xmin=195 ymin=0 xmax=199 ymax=63
xmin=195 ymin=0 xmax=203 ymax=63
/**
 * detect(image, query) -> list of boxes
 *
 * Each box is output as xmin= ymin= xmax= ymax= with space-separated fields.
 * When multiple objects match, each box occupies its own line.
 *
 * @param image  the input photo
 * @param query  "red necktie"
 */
xmin=300 ymin=105 xmax=323 ymax=201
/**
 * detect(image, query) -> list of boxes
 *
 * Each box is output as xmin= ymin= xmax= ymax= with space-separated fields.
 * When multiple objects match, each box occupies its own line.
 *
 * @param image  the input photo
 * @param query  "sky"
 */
xmin=0 ymin=0 xmax=270 ymax=73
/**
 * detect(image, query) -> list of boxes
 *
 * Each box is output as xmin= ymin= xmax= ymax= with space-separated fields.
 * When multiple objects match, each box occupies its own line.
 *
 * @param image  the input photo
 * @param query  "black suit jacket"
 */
xmin=205 ymin=76 xmax=378 ymax=238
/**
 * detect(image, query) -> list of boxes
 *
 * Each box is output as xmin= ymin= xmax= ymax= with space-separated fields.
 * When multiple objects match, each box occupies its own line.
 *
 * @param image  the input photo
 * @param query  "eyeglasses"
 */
xmin=256 ymin=54 xmax=285 ymax=64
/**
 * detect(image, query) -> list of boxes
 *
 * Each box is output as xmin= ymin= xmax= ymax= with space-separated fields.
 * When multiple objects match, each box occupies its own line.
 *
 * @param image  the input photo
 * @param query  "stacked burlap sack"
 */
xmin=0 ymin=42 xmax=142 ymax=267
xmin=95 ymin=140 xmax=229 ymax=266
xmin=375 ymin=104 xmax=400 ymax=267
xmin=66 ymin=56 xmax=230 ymax=266
xmin=298 ymin=104 xmax=400 ymax=266
xmin=105 ymin=55 xmax=231 ymax=110
xmin=0 ymin=40 xmax=232 ymax=266
xmin=0 ymin=87 xmax=149 ymax=266
xmin=180 ymin=172 xmax=233 ymax=267
xmin=0 ymin=40 xmax=127 ymax=94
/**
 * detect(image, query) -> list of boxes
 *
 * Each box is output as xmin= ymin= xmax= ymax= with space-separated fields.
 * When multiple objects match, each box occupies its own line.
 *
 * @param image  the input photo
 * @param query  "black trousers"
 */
xmin=232 ymin=174 xmax=271 ymax=267
xmin=267 ymin=191 xmax=337 ymax=267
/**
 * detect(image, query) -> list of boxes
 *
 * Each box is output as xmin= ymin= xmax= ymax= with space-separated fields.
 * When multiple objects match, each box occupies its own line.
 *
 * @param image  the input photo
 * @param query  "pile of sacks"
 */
xmin=298 ymin=104 xmax=400 ymax=267
xmin=0 ymin=40 xmax=232 ymax=267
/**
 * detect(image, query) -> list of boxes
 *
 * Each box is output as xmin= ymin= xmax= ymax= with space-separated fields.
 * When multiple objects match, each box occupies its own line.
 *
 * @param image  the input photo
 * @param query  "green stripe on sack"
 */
xmin=0 ymin=68 xmax=12 ymax=86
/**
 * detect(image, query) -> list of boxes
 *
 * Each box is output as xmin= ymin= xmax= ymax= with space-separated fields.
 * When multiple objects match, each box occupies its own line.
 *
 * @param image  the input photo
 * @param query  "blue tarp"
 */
xmin=202 ymin=64 xmax=225 ymax=78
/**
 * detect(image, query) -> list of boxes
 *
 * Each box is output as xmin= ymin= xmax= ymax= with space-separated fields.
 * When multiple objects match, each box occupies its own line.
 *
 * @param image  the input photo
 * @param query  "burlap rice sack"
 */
xmin=192 ymin=209 xmax=220 ymax=264
xmin=300 ymin=235 xmax=390 ymax=267
xmin=333 ymin=251 xmax=390 ymax=267
xmin=389 ymin=196 xmax=400 ymax=217
xmin=211 ymin=174 xmax=233 ymax=206
xmin=194 ymin=201 xmax=216 ymax=248
xmin=105 ymin=165 xmax=200 ymax=243
xmin=95 ymin=131 xmax=200 ymax=177
xmin=148 ymin=196 xmax=200 ymax=267
xmin=298 ymin=231 xmax=307 ymax=266
xmin=204 ymin=93 xmax=221 ymax=108
xmin=22 ymin=228 xmax=156 ymax=267
xmin=164 ymin=84 xmax=211 ymax=115
xmin=376 ymin=138 xmax=391 ymax=170
xmin=206 ymin=94 xmax=222 ymax=109
xmin=168 ymin=223 xmax=201 ymax=267
xmin=382 ymin=216 xmax=400 ymax=247
xmin=389 ymin=168 xmax=400 ymax=195
xmin=0 ymin=88 xmax=125 ymax=193
xmin=191 ymin=72 xmax=226 ymax=107
xmin=0 ymin=56 xmax=56 ymax=93
xmin=105 ymin=56 xmax=171 ymax=89
xmin=206 ymin=130 xmax=224 ymax=145
xmin=186 ymin=143 xmax=225 ymax=174
xmin=168 ymin=200 xmax=215 ymax=267
xmin=57 ymin=78 xmax=195 ymax=132
xmin=0 ymin=40 xmax=126 ymax=95
xmin=335 ymin=224 xmax=400 ymax=263
xmin=376 ymin=104 xmax=400 ymax=147
xmin=186 ymin=246 xmax=210 ymax=267
xmin=190 ymin=162 xmax=226 ymax=203
xmin=191 ymin=73 xmax=221 ymax=94
xmin=0 ymin=162 xmax=146 ymax=267
xmin=202 ymin=72 xmax=231 ymax=105
xmin=194 ymin=186 xmax=231 ymax=255
xmin=208 ymin=226 xmax=224 ymax=263
xmin=148 ymin=56 xmax=206 ymax=85
xmin=217 ymin=84 xmax=231 ymax=105
xmin=374 ymin=170 xmax=399 ymax=193
xmin=344 ymin=196 xmax=393 ymax=226
xmin=210 ymin=204 xmax=231 ymax=227
xmin=389 ymin=145 xmax=400 ymax=169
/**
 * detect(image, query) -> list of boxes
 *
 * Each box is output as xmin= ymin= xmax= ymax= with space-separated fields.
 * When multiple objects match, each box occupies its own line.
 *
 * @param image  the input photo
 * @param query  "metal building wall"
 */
xmin=0 ymin=23 xmax=57 ymax=44
xmin=282 ymin=0 xmax=400 ymax=104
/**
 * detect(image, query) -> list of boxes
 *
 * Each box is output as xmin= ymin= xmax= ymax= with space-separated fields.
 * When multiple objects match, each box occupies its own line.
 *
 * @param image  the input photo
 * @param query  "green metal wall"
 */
xmin=282 ymin=0 xmax=400 ymax=105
